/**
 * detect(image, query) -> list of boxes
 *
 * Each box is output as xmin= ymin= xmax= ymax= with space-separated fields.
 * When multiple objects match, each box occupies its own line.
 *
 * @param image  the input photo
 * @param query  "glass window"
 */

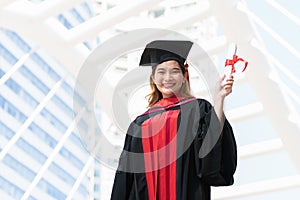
xmin=73 ymin=91 xmax=86 ymax=107
xmin=0 ymin=95 xmax=27 ymax=123
xmin=78 ymin=119 xmax=88 ymax=132
xmin=30 ymin=53 xmax=60 ymax=81
xmin=0 ymin=43 xmax=18 ymax=65
xmin=21 ymin=90 xmax=39 ymax=108
xmin=94 ymin=184 xmax=100 ymax=192
xmin=37 ymin=179 xmax=66 ymax=200
xmin=0 ymin=176 xmax=24 ymax=199
xmin=79 ymin=183 xmax=89 ymax=197
xmin=0 ymin=121 xmax=15 ymax=139
xmin=2 ymin=29 xmax=31 ymax=52
xmin=81 ymin=2 xmax=93 ymax=18
xmin=6 ymin=103 xmax=17 ymax=118
xmin=83 ymin=41 xmax=93 ymax=50
xmin=40 ymin=108 xmax=67 ymax=133
xmin=61 ymin=81 xmax=73 ymax=95
xmin=28 ymin=196 xmax=37 ymax=200
xmin=70 ymin=8 xmax=84 ymax=23
xmin=57 ymin=14 xmax=73 ymax=29
xmin=59 ymin=147 xmax=84 ymax=170
xmin=0 ymin=68 xmax=4 ymax=78
xmin=49 ymin=163 xmax=75 ymax=185
xmin=30 ymin=124 xmax=55 ymax=145
xmin=16 ymin=138 xmax=47 ymax=164
xmin=154 ymin=9 xmax=165 ymax=18
xmin=52 ymin=95 xmax=74 ymax=117
xmin=0 ymin=95 xmax=4 ymax=107
xmin=3 ymin=154 xmax=36 ymax=181
xmin=6 ymin=79 xmax=21 ymax=93
xmin=61 ymin=81 xmax=86 ymax=106
xmin=70 ymin=132 xmax=86 ymax=150
xmin=5 ymin=78 xmax=39 ymax=108
xmin=17 ymin=113 xmax=27 ymax=124
xmin=94 ymin=169 xmax=100 ymax=177
xmin=28 ymin=123 xmax=57 ymax=148
xmin=19 ymin=66 xmax=50 ymax=94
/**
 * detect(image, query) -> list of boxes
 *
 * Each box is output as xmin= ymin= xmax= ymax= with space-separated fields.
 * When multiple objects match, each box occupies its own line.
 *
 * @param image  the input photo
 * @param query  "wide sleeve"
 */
xmin=110 ymin=133 xmax=134 ymax=200
xmin=195 ymin=100 xmax=237 ymax=186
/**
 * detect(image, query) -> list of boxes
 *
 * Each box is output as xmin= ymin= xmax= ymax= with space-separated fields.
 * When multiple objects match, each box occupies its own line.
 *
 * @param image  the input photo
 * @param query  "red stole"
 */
xmin=142 ymin=96 xmax=183 ymax=200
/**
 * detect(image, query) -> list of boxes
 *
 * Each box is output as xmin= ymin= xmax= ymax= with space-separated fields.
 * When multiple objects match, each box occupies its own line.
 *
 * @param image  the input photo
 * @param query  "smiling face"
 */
xmin=152 ymin=60 xmax=185 ymax=98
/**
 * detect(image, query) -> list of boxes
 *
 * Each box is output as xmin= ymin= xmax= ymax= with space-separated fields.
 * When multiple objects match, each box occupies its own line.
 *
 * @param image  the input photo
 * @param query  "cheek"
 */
xmin=153 ymin=74 xmax=162 ymax=82
xmin=176 ymin=74 xmax=185 ymax=82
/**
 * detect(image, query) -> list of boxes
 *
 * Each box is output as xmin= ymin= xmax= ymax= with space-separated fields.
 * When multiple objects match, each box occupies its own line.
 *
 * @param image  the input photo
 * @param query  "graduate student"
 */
xmin=111 ymin=40 xmax=237 ymax=200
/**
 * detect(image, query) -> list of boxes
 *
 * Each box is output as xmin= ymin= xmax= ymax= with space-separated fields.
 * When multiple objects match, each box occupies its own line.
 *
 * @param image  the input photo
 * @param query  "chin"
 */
xmin=162 ymin=91 xmax=176 ymax=98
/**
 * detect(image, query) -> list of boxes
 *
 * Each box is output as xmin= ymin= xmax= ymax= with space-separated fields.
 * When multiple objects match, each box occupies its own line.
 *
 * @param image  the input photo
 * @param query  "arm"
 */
xmin=110 ymin=119 xmax=146 ymax=199
xmin=195 ymin=85 xmax=237 ymax=186
xmin=111 ymin=121 xmax=140 ymax=199
xmin=110 ymin=134 xmax=134 ymax=200
xmin=213 ymin=74 xmax=234 ymax=123
xmin=199 ymin=118 xmax=237 ymax=186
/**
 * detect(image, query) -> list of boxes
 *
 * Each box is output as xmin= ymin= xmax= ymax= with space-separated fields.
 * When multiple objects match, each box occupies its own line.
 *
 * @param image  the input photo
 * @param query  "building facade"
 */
xmin=0 ymin=2 xmax=101 ymax=200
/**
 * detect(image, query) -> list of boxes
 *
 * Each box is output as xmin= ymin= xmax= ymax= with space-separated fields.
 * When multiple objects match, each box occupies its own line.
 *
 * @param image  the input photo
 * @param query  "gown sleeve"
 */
xmin=195 ymin=100 xmax=237 ymax=186
xmin=111 ymin=116 xmax=148 ymax=199
xmin=110 ymin=133 xmax=134 ymax=200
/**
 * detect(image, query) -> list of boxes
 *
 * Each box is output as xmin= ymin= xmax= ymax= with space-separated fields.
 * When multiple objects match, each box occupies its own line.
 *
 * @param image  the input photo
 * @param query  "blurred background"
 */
xmin=0 ymin=0 xmax=300 ymax=199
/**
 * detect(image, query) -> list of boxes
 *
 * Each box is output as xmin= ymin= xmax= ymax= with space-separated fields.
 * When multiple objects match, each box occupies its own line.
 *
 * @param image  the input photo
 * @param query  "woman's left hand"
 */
xmin=215 ymin=74 xmax=234 ymax=100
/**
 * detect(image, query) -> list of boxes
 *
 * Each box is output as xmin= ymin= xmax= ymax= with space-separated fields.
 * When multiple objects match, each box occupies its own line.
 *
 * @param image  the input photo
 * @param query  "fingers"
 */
xmin=223 ymin=74 xmax=234 ymax=95
xmin=224 ymin=74 xmax=234 ymax=83
xmin=225 ymin=74 xmax=234 ymax=81
xmin=215 ymin=74 xmax=234 ymax=98
xmin=221 ymin=74 xmax=234 ymax=86
xmin=220 ymin=74 xmax=226 ymax=81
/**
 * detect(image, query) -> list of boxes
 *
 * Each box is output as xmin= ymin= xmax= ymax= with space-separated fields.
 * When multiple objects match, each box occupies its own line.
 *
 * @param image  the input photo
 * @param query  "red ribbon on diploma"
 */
xmin=225 ymin=54 xmax=248 ymax=74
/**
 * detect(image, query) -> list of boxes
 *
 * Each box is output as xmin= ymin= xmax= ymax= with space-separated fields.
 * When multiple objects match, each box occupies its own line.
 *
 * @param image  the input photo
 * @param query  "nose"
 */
xmin=163 ymin=71 xmax=173 ymax=81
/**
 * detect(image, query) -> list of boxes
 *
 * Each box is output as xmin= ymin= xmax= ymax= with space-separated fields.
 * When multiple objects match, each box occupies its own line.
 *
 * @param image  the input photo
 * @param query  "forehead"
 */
xmin=156 ymin=60 xmax=181 ymax=69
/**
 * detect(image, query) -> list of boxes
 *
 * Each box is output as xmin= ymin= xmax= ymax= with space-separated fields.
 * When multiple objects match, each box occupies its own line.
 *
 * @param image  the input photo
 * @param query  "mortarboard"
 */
xmin=139 ymin=40 xmax=193 ymax=89
xmin=139 ymin=40 xmax=193 ymax=67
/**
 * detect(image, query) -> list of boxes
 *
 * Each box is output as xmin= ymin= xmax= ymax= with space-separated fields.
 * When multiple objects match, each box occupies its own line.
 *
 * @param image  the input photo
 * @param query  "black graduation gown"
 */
xmin=111 ymin=98 xmax=237 ymax=200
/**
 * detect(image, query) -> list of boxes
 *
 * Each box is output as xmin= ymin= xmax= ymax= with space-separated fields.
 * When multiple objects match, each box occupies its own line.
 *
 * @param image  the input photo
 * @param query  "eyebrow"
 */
xmin=156 ymin=66 xmax=181 ymax=71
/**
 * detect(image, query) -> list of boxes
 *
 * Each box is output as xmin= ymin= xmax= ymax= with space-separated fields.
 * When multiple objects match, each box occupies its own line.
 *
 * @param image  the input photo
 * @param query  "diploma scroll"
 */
xmin=224 ymin=43 xmax=248 ymax=80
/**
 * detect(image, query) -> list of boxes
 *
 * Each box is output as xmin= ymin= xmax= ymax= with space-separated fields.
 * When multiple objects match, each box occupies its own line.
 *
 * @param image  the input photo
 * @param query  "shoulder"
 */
xmin=195 ymin=98 xmax=210 ymax=104
xmin=181 ymin=97 xmax=211 ymax=106
xmin=132 ymin=111 xmax=151 ymax=126
xmin=195 ymin=98 xmax=213 ymax=110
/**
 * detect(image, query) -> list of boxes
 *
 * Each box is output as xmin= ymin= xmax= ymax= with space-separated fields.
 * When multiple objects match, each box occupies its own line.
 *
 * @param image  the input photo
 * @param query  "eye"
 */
xmin=171 ymin=69 xmax=180 ymax=74
xmin=156 ymin=70 xmax=165 ymax=74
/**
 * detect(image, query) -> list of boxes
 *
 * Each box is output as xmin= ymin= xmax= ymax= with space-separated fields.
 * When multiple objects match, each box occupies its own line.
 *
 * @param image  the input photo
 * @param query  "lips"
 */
xmin=162 ymin=83 xmax=176 ymax=88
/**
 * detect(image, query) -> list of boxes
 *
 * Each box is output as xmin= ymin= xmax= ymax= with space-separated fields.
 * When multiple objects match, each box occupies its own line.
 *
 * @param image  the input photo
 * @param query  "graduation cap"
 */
xmin=139 ymin=40 xmax=193 ymax=89
xmin=139 ymin=40 xmax=193 ymax=67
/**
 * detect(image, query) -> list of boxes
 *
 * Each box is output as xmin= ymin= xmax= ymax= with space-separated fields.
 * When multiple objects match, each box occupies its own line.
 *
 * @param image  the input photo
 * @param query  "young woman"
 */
xmin=111 ymin=40 xmax=237 ymax=200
